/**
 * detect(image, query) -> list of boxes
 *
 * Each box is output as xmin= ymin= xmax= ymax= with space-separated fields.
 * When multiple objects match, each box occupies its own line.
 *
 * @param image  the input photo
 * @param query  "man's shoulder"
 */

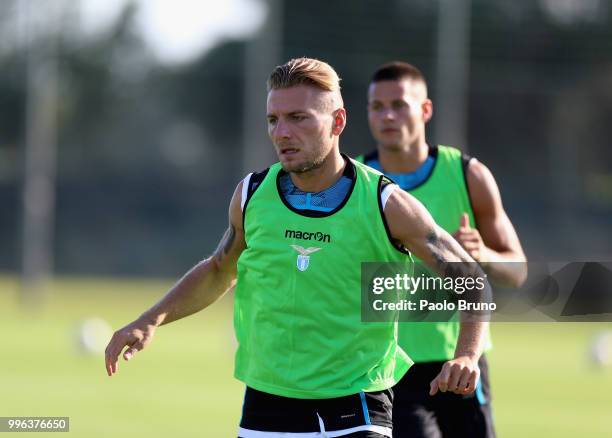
xmin=438 ymin=144 xmax=470 ymax=161
xmin=351 ymin=155 xmax=387 ymax=184
xmin=465 ymin=158 xmax=496 ymax=187
xmin=437 ymin=145 xmax=480 ymax=177
xmin=240 ymin=166 xmax=275 ymax=212
xmin=248 ymin=167 xmax=272 ymax=185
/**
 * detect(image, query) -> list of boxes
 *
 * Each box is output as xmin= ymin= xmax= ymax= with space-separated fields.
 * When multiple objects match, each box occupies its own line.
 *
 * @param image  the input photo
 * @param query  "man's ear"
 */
xmin=332 ymin=108 xmax=347 ymax=135
xmin=422 ymin=99 xmax=433 ymax=123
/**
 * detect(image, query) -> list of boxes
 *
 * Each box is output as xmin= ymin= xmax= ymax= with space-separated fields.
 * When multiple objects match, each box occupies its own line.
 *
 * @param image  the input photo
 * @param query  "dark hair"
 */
xmin=370 ymin=61 xmax=427 ymax=86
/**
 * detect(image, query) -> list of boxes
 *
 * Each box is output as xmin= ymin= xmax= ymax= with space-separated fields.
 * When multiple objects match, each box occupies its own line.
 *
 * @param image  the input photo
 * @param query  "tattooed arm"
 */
xmin=383 ymin=188 xmax=489 ymax=395
xmin=105 ymin=181 xmax=246 ymax=376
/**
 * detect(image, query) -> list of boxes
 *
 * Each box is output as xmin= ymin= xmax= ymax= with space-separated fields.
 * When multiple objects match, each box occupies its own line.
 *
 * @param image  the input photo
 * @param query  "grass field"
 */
xmin=0 ymin=275 xmax=610 ymax=437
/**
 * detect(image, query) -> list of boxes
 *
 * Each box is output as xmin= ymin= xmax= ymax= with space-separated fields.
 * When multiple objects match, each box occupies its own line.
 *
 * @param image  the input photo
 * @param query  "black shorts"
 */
xmin=392 ymin=355 xmax=495 ymax=438
xmin=238 ymin=386 xmax=394 ymax=437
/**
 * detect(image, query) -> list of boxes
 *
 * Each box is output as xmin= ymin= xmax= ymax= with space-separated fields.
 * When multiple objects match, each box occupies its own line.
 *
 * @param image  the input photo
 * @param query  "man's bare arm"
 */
xmin=456 ymin=159 xmax=527 ymax=287
xmin=104 ymin=181 xmax=246 ymax=376
xmin=384 ymin=187 xmax=480 ymax=270
xmin=384 ymin=188 xmax=488 ymax=395
xmin=139 ymin=181 xmax=245 ymax=327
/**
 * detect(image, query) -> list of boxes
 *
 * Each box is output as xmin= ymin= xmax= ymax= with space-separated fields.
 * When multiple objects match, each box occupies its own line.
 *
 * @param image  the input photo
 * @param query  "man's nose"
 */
xmin=381 ymin=108 xmax=395 ymax=121
xmin=272 ymin=119 xmax=291 ymax=139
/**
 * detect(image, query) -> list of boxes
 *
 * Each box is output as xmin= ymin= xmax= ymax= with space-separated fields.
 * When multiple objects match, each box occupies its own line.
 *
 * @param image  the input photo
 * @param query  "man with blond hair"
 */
xmin=105 ymin=58 xmax=488 ymax=437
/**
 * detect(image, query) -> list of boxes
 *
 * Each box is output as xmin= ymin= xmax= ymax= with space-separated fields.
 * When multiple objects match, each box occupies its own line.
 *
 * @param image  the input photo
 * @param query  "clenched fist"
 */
xmin=430 ymin=355 xmax=480 ymax=396
xmin=452 ymin=213 xmax=485 ymax=262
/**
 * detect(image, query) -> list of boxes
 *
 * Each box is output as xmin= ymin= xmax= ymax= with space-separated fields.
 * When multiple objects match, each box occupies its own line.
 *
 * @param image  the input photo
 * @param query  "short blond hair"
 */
xmin=267 ymin=57 xmax=341 ymax=93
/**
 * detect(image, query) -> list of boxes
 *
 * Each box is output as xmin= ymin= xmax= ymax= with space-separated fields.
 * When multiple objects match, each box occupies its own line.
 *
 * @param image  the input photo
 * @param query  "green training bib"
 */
xmin=357 ymin=146 xmax=486 ymax=362
xmin=234 ymin=158 xmax=413 ymax=398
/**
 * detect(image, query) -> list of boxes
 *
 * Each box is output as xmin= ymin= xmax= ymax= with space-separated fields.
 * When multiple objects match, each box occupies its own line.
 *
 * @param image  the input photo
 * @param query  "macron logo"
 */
xmin=285 ymin=229 xmax=331 ymax=243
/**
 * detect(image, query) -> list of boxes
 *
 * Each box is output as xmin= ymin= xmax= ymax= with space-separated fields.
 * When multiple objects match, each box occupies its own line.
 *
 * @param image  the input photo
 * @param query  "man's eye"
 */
xmin=392 ymin=101 xmax=407 ymax=109
xmin=267 ymin=118 xmax=277 ymax=125
xmin=292 ymin=115 xmax=306 ymax=121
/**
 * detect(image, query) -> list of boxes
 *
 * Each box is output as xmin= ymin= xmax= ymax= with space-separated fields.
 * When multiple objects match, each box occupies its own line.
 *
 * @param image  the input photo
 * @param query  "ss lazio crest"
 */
xmin=290 ymin=245 xmax=322 ymax=271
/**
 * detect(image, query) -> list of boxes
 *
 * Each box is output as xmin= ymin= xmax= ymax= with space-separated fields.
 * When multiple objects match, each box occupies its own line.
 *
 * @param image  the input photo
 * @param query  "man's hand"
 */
xmin=429 ymin=355 xmax=480 ymax=396
xmin=105 ymin=319 xmax=157 ymax=377
xmin=452 ymin=213 xmax=485 ymax=262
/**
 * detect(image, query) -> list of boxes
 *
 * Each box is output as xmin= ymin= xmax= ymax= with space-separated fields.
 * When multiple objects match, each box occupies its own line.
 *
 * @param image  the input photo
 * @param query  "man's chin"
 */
xmin=379 ymin=142 xmax=405 ymax=152
xmin=281 ymin=162 xmax=309 ymax=173
xmin=280 ymin=158 xmax=318 ymax=174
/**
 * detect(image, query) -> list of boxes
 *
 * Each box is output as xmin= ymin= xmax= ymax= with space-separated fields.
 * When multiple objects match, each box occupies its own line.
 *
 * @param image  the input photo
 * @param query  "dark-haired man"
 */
xmin=358 ymin=61 xmax=526 ymax=438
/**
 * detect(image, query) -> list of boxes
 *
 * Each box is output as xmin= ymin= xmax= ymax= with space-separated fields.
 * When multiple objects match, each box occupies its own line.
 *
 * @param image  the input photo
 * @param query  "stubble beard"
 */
xmin=281 ymin=147 xmax=328 ymax=174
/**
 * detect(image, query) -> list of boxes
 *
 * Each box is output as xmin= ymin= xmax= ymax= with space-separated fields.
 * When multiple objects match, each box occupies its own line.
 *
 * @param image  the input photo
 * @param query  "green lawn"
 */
xmin=0 ymin=276 xmax=610 ymax=437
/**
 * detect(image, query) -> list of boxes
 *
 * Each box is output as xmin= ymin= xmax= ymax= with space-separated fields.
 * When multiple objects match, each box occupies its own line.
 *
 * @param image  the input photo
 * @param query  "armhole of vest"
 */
xmin=377 ymin=175 xmax=411 ymax=256
xmin=240 ymin=173 xmax=252 ymax=212
xmin=241 ymin=167 xmax=270 ymax=231
xmin=461 ymin=152 xmax=477 ymax=217
xmin=380 ymin=182 xmax=396 ymax=210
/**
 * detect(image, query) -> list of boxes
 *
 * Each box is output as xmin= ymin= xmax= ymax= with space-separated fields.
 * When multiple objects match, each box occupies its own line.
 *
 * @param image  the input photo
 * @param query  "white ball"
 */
xmin=76 ymin=317 xmax=113 ymax=355
xmin=589 ymin=330 xmax=612 ymax=367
